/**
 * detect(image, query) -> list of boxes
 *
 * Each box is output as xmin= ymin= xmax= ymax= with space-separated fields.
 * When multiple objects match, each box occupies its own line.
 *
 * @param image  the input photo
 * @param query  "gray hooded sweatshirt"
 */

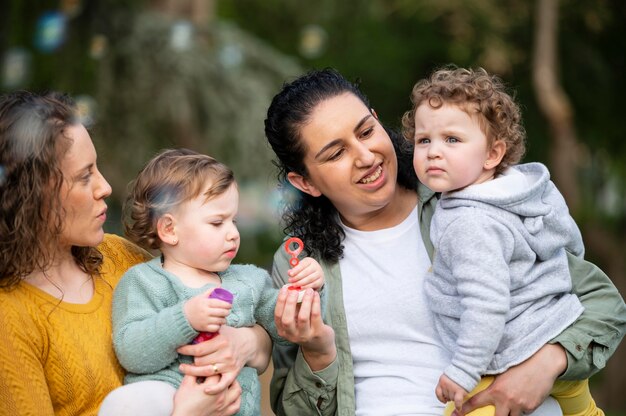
xmin=426 ymin=162 xmax=584 ymax=392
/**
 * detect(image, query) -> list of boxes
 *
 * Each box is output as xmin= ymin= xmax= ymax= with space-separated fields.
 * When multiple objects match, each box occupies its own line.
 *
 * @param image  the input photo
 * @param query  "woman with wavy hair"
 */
xmin=0 ymin=91 xmax=264 ymax=416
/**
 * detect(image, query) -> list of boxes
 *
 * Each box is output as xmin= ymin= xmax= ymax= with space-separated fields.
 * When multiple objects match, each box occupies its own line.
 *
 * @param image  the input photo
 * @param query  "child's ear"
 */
xmin=485 ymin=140 xmax=506 ymax=169
xmin=157 ymin=214 xmax=179 ymax=245
xmin=287 ymin=172 xmax=322 ymax=197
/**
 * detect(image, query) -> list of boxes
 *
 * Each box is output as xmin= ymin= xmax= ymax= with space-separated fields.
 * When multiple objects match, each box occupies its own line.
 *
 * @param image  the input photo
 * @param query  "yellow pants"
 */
xmin=443 ymin=376 xmax=604 ymax=416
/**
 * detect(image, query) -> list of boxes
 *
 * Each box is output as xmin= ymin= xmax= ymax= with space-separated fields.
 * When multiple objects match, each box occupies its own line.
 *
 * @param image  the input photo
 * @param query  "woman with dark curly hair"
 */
xmin=264 ymin=68 xmax=625 ymax=416
xmin=0 ymin=91 xmax=263 ymax=416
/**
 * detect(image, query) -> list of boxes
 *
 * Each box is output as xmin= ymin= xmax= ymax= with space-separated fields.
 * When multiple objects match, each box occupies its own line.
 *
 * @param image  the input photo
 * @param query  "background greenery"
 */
xmin=2 ymin=0 xmax=625 ymax=412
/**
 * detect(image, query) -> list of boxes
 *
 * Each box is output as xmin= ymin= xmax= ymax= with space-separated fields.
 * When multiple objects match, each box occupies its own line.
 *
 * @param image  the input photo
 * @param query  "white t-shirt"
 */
xmin=340 ymin=206 xmax=447 ymax=415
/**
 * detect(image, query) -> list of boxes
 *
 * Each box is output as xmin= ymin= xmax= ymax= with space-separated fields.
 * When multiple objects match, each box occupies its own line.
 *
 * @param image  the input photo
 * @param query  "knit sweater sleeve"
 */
xmin=437 ymin=214 xmax=514 ymax=392
xmin=112 ymin=263 xmax=197 ymax=374
xmin=247 ymin=265 xmax=292 ymax=347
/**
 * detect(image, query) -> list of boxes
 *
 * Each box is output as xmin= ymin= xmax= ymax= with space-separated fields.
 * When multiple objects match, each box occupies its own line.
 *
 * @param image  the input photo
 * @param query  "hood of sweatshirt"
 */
xmin=438 ymin=162 xmax=583 ymax=259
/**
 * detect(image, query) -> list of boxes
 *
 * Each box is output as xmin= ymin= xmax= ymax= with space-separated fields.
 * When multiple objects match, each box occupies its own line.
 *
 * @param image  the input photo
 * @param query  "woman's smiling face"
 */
xmin=288 ymin=92 xmax=399 ymax=228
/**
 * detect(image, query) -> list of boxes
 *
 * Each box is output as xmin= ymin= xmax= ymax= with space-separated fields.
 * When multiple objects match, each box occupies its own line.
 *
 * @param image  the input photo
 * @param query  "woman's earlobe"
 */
xmin=287 ymin=172 xmax=322 ymax=197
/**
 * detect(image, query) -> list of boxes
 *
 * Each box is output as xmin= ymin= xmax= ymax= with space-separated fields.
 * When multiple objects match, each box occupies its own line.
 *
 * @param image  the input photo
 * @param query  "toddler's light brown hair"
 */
xmin=124 ymin=148 xmax=235 ymax=251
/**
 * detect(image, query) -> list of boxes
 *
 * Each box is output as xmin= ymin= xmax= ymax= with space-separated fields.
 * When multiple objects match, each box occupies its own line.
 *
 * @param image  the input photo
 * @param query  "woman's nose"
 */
xmin=94 ymin=169 xmax=112 ymax=199
xmin=354 ymin=141 xmax=376 ymax=168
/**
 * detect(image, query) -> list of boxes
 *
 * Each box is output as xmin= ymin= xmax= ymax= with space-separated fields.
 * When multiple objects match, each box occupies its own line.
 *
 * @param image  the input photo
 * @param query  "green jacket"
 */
xmin=269 ymin=185 xmax=626 ymax=416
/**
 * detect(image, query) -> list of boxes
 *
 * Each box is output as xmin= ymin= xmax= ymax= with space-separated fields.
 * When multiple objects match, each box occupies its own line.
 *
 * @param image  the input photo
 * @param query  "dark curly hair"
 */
xmin=123 ymin=148 xmax=235 ymax=251
xmin=0 ymin=91 xmax=103 ymax=289
xmin=402 ymin=66 xmax=526 ymax=176
xmin=265 ymin=68 xmax=416 ymax=263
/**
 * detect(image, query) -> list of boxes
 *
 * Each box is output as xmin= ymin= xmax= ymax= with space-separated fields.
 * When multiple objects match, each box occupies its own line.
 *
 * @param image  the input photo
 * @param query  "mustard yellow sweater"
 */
xmin=0 ymin=234 xmax=150 ymax=416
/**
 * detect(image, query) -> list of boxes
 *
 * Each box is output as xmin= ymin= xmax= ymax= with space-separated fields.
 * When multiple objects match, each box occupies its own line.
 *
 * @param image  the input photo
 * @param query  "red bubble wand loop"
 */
xmin=285 ymin=237 xmax=304 ymax=268
xmin=284 ymin=237 xmax=304 ymax=293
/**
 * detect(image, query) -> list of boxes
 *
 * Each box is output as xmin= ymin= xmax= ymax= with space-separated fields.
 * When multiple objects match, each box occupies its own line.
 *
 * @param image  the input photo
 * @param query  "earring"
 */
xmin=172 ymin=238 xmax=178 ymax=245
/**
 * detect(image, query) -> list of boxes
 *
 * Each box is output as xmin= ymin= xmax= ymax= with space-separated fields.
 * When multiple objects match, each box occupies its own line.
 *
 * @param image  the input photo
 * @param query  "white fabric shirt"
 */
xmin=340 ymin=207 xmax=446 ymax=415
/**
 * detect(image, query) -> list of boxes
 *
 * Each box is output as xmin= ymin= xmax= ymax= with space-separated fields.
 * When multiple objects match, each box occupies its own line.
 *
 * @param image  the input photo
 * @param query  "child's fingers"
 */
xmin=292 ymin=274 xmax=324 ymax=290
xmin=206 ymin=299 xmax=233 ymax=310
xmin=207 ymin=305 xmax=231 ymax=318
xmin=287 ymin=256 xmax=317 ymax=276
xmin=204 ymin=323 xmax=222 ymax=333
xmin=287 ymin=257 xmax=309 ymax=274
xmin=453 ymin=390 xmax=464 ymax=411
xmin=289 ymin=266 xmax=322 ymax=285
xmin=435 ymin=385 xmax=446 ymax=403
xmin=289 ymin=273 xmax=315 ymax=288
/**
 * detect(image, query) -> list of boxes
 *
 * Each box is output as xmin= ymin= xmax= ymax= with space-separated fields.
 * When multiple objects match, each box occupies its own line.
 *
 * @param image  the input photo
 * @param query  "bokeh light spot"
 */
xmin=34 ymin=11 xmax=68 ymax=53
xmin=2 ymin=48 xmax=32 ymax=89
xmin=299 ymin=24 xmax=327 ymax=59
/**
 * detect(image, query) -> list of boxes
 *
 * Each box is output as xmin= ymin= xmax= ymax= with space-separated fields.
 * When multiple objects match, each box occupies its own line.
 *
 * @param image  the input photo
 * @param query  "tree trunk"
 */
xmin=532 ymin=0 xmax=625 ymax=410
xmin=532 ymin=0 xmax=580 ymax=209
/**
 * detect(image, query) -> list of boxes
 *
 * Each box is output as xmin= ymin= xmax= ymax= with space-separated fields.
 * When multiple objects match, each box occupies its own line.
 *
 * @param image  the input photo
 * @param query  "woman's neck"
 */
xmin=339 ymin=186 xmax=418 ymax=232
xmin=25 ymin=251 xmax=95 ymax=304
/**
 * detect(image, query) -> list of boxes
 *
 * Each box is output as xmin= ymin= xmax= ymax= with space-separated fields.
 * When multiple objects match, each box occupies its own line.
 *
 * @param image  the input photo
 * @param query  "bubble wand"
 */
xmin=283 ymin=237 xmax=307 ymax=302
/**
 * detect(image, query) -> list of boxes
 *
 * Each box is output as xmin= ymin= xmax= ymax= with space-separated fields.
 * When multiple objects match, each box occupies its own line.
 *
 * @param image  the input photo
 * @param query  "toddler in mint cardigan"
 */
xmin=100 ymin=149 xmax=324 ymax=416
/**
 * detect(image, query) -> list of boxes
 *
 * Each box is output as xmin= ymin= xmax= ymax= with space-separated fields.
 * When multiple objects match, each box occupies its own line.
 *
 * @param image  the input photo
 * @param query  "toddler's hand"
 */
xmin=184 ymin=289 xmax=232 ymax=333
xmin=287 ymin=257 xmax=324 ymax=290
xmin=436 ymin=374 xmax=467 ymax=413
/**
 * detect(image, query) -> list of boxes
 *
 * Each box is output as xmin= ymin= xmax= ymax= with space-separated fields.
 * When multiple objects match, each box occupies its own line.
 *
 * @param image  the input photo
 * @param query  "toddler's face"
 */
xmin=412 ymin=103 xmax=495 ymax=193
xmin=173 ymin=182 xmax=240 ymax=273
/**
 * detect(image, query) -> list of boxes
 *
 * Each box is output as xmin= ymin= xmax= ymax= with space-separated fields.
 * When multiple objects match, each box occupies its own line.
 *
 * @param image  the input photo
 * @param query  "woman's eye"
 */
xmin=328 ymin=149 xmax=344 ymax=161
xmin=78 ymin=171 xmax=92 ymax=183
xmin=361 ymin=127 xmax=374 ymax=139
